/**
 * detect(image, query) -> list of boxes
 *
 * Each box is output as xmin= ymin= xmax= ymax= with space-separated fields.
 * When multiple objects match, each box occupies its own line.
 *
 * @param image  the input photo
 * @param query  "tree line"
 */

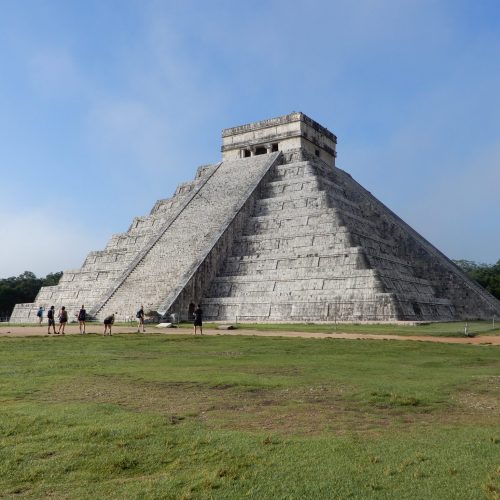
xmin=0 ymin=271 xmax=62 ymax=320
xmin=0 ymin=261 xmax=499 ymax=320
xmin=453 ymin=260 xmax=500 ymax=300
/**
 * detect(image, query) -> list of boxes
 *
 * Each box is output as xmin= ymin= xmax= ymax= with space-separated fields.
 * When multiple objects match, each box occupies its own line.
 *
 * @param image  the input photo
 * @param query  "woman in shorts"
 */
xmin=58 ymin=306 xmax=68 ymax=335
xmin=78 ymin=305 xmax=87 ymax=334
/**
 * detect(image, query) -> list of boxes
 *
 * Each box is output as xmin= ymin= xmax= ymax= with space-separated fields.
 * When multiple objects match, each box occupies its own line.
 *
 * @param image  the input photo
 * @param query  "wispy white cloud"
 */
xmin=0 ymin=207 xmax=103 ymax=278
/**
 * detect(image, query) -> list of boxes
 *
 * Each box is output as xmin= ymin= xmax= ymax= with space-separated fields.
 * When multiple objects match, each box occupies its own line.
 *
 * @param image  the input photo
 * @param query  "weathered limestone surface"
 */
xmin=93 ymin=153 xmax=280 ymax=318
xmin=9 ymin=163 xmax=219 ymax=322
xmin=203 ymin=150 xmax=500 ymax=321
xmin=11 ymin=112 xmax=500 ymax=323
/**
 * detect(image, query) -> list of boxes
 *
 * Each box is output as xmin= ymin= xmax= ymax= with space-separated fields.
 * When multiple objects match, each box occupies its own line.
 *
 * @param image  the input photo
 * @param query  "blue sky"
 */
xmin=1 ymin=0 xmax=499 ymax=278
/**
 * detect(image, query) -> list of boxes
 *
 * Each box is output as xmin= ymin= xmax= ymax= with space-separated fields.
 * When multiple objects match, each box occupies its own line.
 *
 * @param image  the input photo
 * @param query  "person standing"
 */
xmin=136 ymin=305 xmax=145 ymax=333
xmin=36 ymin=306 xmax=44 ymax=325
xmin=47 ymin=306 xmax=56 ymax=334
xmin=193 ymin=304 xmax=203 ymax=335
xmin=57 ymin=306 xmax=68 ymax=335
xmin=103 ymin=313 xmax=115 ymax=336
xmin=78 ymin=305 xmax=87 ymax=334
xmin=58 ymin=306 xmax=68 ymax=335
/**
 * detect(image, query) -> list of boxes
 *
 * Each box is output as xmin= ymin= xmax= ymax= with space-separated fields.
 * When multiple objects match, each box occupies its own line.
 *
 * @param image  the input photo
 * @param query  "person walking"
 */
xmin=36 ymin=306 xmax=44 ymax=325
xmin=136 ymin=305 xmax=145 ymax=333
xmin=193 ymin=304 xmax=203 ymax=335
xmin=58 ymin=306 xmax=68 ymax=335
xmin=78 ymin=305 xmax=87 ymax=334
xmin=47 ymin=306 xmax=56 ymax=334
xmin=103 ymin=313 xmax=115 ymax=336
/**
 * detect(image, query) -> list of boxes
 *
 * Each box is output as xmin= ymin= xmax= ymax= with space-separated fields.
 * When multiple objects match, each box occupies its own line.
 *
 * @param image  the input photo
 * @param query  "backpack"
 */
xmin=136 ymin=310 xmax=141 ymax=318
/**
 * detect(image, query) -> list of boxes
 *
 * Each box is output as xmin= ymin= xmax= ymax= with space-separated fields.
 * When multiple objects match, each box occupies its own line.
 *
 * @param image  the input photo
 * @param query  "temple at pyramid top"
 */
xmin=221 ymin=112 xmax=337 ymax=166
xmin=10 ymin=112 xmax=500 ymax=324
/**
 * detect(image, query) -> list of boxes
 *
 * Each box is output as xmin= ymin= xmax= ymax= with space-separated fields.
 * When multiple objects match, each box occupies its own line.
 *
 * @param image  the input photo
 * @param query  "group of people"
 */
xmin=36 ymin=304 xmax=147 ymax=336
xmin=38 ymin=305 xmax=87 ymax=335
xmin=102 ymin=306 xmax=145 ymax=336
xmin=35 ymin=303 xmax=203 ymax=335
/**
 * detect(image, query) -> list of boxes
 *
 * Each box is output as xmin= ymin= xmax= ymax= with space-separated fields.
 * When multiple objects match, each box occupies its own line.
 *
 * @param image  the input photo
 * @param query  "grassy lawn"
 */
xmin=176 ymin=320 xmax=500 ymax=337
xmin=0 ymin=333 xmax=498 ymax=498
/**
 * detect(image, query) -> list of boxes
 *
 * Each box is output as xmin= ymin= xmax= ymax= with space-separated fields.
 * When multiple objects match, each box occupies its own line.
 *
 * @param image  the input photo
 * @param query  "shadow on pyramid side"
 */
xmin=11 ymin=113 xmax=500 ymax=323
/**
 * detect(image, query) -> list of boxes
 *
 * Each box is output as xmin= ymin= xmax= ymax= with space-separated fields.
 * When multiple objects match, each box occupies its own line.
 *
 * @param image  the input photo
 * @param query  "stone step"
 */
xmin=271 ymin=161 xmax=340 ymax=184
xmin=105 ymin=233 xmax=151 ymax=251
xmin=201 ymin=293 xmax=400 ymax=322
xmin=212 ymin=267 xmax=376 ymax=286
xmin=242 ymin=219 xmax=343 ymax=238
xmin=209 ymin=280 xmax=381 ymax=298
xmin=244 ymin=208 xmax=339 ymax=232
xmin=259 ymin=177 xmax=320 ymax=197
xmin=257 ymin=186 xmax=328 ymax=205
xmin=254 ymin=192 xmax=380 ymax=236
xmin=209 ymin=272 xmax=380 ymax=295
xmin=230 ymin=233 xmax=354 ymax=257
xmin=222 ymin=250 xmax=365 ymax=275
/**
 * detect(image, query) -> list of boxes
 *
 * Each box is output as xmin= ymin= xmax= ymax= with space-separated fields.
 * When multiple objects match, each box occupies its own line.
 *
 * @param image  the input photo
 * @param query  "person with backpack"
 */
xmin=136 ymin=305 xmax=145 ymax=333
xmin=78 ymin=305 xmax=87 ymax=334
xmin=47 ymin=306 xmax=56 ymax=334
xmin=36 ymin=306 xmax=44 ymax=325
xmin=58 ymin=306 xmax=68 ymax=335
xmin=103 ymin=313 xmax=115 ymax=336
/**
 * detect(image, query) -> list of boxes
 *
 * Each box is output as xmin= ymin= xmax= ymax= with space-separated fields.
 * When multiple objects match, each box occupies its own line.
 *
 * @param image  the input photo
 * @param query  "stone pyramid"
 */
xmin=11 ymin=113 xmax=500 ymax=323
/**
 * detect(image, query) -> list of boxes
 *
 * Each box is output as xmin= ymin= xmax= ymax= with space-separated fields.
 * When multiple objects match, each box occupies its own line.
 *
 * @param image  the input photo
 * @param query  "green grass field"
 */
xmin=0 ymin=333 xmax=498 ymax=499
xmin=177 ymin=320 xmax=500 ymax=337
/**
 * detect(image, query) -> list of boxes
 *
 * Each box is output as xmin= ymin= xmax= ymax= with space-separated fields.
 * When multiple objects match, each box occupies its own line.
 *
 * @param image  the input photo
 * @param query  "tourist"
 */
xmin=193 ymin=304 xmax=203 ymax=335
xmin=47 ymin=306 xmax=56 ymax=334
xmin=57 ymin=306 xmax=68 ymax=335
xmin=103 ymin=313 xmax=115 ymax=335
xmin=36 ymin=306 xmax=44 ymax=325
xmin=78 ymin=305 xmax=87 ymax=334
xmin=136 ymin=305 xmax=145 ymax=333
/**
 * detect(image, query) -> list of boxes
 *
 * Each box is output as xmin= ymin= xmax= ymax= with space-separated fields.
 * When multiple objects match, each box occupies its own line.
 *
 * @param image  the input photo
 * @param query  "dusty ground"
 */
xmin=1 ymin=324 xmax=499 ymax=345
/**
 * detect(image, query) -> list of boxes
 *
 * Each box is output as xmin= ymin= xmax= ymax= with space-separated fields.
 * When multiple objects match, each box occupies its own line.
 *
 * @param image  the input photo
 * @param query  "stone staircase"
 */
xmin=10 ymin=162 xmax=230 ymax=322
xmin=89 ymin=152 xmax=281 ymax=319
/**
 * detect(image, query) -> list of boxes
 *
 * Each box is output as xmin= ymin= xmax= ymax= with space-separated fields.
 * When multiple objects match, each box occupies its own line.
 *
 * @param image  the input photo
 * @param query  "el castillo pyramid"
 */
xmin=11 ymin=112 xmax=500 ymax=323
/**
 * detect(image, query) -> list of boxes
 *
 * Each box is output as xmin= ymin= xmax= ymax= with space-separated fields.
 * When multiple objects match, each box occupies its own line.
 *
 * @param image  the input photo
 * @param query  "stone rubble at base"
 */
xmin=10 ymin=112 xmax=500 ymax=323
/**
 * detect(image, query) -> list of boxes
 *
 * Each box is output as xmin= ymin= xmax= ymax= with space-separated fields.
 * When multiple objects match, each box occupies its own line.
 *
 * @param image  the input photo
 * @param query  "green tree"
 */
xmin=0 ymin=271 xmax=62 ymax=319
xmin=454 ymin=259 xmax=500 ymax=300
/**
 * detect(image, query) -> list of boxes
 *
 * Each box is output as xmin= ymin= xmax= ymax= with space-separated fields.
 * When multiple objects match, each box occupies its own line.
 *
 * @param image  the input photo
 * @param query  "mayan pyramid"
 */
xmin=11 ymin=112 xmax=500 ymax=323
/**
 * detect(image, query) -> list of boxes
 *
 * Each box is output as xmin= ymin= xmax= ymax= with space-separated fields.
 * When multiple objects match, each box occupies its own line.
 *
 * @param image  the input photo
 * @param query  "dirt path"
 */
xmin=0 ymin=325 xmax=498 ymax=345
